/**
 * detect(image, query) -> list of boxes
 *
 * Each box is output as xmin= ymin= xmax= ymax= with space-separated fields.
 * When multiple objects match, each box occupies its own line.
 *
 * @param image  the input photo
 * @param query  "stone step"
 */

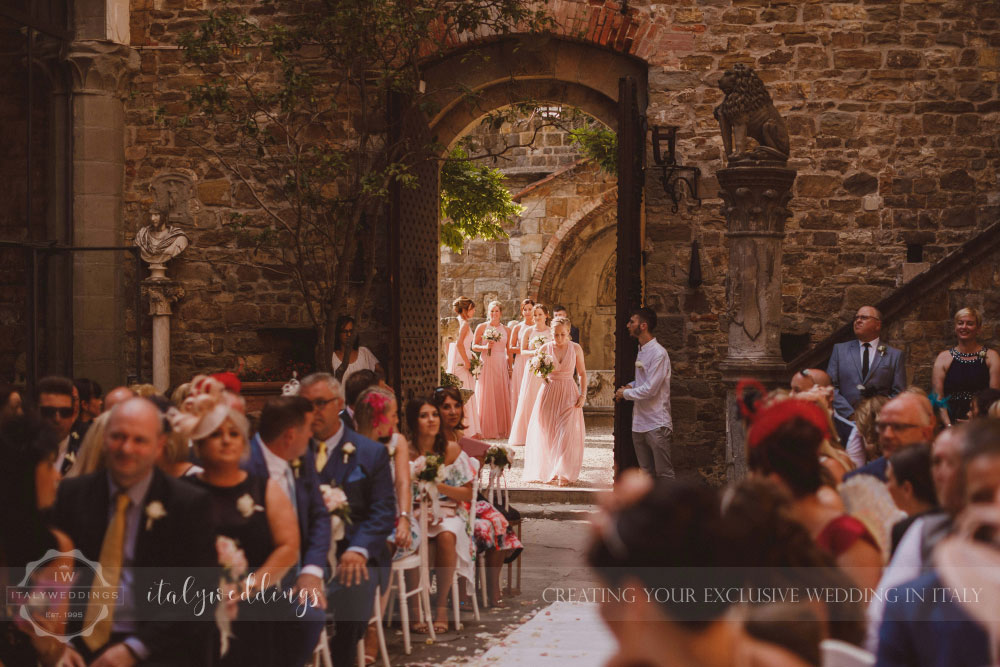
xmin=507 ymin=486 xmax=602 ymax=505
xmin=517 ymin=503 xmax=599 ymax=520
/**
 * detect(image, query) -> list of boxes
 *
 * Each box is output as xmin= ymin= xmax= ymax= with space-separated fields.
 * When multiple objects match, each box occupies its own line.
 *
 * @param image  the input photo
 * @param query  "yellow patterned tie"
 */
xmin=316 ymin=441 xmax=328 ymax=472
xmin=84 ymin=492 xmax=130 ymax=651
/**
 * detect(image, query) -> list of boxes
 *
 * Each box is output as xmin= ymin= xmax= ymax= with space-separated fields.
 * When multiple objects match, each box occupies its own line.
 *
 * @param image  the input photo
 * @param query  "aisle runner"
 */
xmin=470 ymin=601 xmax=615 ymax=666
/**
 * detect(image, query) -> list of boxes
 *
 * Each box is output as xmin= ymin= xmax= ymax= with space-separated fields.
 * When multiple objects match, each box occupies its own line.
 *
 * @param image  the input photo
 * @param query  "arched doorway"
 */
xmin=394 ymin=33 xmax=648 ymax=475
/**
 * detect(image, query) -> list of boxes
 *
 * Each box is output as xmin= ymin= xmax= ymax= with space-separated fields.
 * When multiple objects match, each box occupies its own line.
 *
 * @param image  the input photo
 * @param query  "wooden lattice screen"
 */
xmin=389 ymin=96 xmax=440 ymax=402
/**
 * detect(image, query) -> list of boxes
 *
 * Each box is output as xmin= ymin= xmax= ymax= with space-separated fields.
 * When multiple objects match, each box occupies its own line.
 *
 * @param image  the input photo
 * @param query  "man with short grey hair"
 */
xmin=843 ymin=392 xmax=934 ymax=482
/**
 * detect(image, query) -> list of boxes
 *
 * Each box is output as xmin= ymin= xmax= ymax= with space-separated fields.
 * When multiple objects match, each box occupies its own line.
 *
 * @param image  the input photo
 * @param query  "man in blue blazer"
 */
xmin=245 ymin=396 xmax=329 ymax=666
xmin=827 ymin=306 xmax=907 ymax=420
xmin=300 ymin=373 xmax=396 ymax=667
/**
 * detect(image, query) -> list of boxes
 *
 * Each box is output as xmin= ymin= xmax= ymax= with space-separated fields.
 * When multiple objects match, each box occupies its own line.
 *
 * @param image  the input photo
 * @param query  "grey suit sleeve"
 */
xmin=828 ymin=347 xmax=855 ymax=419
xmin=890 ymin=348 xmax=907 ymax=397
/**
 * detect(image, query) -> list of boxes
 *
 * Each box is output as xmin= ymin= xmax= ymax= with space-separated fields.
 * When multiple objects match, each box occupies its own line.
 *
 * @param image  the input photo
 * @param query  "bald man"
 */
xmin=54 ymin=398 xmax=217 ymax=665
xmin=844 ymin=392 xmax=935 ymax=483
xmin=103 ymin=385 xmax=137 ymax=413
xmin=791 ymin=368 xmax=854 ymax=445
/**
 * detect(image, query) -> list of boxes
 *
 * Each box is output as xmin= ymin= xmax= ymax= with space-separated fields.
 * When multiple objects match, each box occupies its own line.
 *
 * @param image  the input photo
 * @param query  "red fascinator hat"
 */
xmin=736 ymin=378 xmax=831 ymax=450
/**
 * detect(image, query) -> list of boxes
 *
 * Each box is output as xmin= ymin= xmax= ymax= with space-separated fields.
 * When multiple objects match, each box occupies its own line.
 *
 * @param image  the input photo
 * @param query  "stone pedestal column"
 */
xmin=716 ymin=163 xmax=796 ymax=481
xmin=142 ymin=265 xmax=184 ymax=392
xmin=66 ymin=41 xmax=139 ymax=389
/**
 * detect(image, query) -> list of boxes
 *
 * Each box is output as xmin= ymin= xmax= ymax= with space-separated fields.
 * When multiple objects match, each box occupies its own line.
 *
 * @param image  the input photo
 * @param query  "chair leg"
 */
xmin=469 ymin=574 xmax=481 ymax=622
xmin=451 ymin=571 xmax=462 ymax=631
xmin=478 ymin=557 xmax=489 ymax=608
xmin=421 ymin=579 xmax=436 ymax=641
xmin=397 ymin=569 xmax=412 ymax=655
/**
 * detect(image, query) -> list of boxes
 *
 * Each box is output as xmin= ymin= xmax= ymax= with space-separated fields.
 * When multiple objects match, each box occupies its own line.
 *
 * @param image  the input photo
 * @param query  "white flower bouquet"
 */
xmin=529 ymin=348 xmax=555 ymax=383
xmin=529 ymin=334 xmax=549 ymax=350
xmin=483 ymin=445 xmax=514 ymax=469
xmin=215 ymin=535 xmax=249 ymax=657
xmin=484 ymin=327 xmax=502 ymax=355
xmin=469 ymin=351 xmax=483 ymax=378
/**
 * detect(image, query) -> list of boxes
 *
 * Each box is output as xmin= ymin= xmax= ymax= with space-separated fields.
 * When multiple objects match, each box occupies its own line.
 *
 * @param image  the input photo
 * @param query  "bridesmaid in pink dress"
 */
xmin=473 ymin=300 xmax=512 ymax=438
xmin=508 ymin=298 xmax=535 ymax=418
xmin=446 ymin=296 xmax=482 ymax=438
xmin=508 ymin=303 xmax=551 ymax=447
xmin=523 ymin=317 xmax=587 ymax=484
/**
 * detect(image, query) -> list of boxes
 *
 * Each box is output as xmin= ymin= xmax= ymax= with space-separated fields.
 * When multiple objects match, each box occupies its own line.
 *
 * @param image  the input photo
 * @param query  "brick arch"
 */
xmin=528 ymin=189 xmax=618 ymax=300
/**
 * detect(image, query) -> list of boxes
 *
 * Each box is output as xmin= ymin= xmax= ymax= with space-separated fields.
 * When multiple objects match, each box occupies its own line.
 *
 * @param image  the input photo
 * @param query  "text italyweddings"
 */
xmin=541 ymin=586 xmax=986 ymax=605
xmin=147 ymin=572 xmax=321 ymax=618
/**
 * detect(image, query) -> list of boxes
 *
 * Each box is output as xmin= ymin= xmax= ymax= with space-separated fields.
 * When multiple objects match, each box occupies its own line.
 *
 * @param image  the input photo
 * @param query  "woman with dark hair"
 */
xmin=508 ymin=298 xmax=535 ymax=416
xmin=886 ymin=443 xmax=938 ymax=555
xmin=433 ymin=387 xmax=523 ymax=607
xmin=587 ymin=476 xmax=811 ymax=667
xmin=744 ymin=396 xmax=883 ymax=590
xmin=446 ymin=297 xmax=481 ymax=438
xmin=331 ymin=315 xmax=383 ymax=385
xmin=472 ymin=301 xmax=512 ymax=438
xmin=405 ymin=397 xmax=475 ymax=633
xmin=0 ymin=414 xmax=72 ymax=666
xmin=508 ymin=303 xmax=551 ymax=448
xmin=0 ymin=384 xmax=23 ymax=420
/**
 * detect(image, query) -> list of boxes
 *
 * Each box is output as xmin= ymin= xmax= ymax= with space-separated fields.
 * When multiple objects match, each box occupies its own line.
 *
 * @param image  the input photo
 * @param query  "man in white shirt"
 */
xmin=614 ymin=307 xmax=674 ymax=479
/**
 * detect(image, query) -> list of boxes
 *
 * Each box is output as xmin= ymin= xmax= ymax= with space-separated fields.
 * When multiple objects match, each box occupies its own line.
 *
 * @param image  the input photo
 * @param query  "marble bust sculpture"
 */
xmin=135 ymin=210 xmax=189 ymax=265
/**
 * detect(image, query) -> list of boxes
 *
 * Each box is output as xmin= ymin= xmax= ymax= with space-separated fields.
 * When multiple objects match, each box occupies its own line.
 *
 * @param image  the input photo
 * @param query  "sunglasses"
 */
xmin=40 ymin=406 xmax=74 ymax=420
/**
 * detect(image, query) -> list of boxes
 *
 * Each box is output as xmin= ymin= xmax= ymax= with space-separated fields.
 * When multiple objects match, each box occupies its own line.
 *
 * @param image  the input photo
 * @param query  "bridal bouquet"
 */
xmin=529 ymin=348 xmax=555 ymax=383
xmin=411 ymin=454 xmax=447 ymax=523
xmin=529 ymin=335 xmax=549 ymax=350
xmin=483 ymin=327 xmax=502 ymax=355
xmin=469 ymin=351 xmax=483 ymax=379
xmin=215 ymin=536 xmax=249 ymax=657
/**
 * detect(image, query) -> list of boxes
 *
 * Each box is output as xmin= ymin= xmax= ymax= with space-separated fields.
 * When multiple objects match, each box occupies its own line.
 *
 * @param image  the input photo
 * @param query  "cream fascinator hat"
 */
xmin=169 ymin=375 xmax=247 ymax=441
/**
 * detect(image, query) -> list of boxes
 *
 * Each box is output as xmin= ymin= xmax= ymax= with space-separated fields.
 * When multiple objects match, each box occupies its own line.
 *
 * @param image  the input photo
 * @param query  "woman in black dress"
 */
xmin=932 ymin=307 xmax=1000 ymax=426
xmin=173 ymin=377 xmax=299 ymax=666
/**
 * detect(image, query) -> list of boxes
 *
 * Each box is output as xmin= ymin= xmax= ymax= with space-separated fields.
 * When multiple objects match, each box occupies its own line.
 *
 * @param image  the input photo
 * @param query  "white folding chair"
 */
xmin=311 ymin=627 xmax=333 ymax=667
xmin=820 ymin=639 xmax=876 ymax=667
xmin=452 ymin=472 xmax=481 ymax=630
xmin=356 ymin=584 xmax=390 ymax=667
xmin=385 ymin=494 xmax=436 ymax=653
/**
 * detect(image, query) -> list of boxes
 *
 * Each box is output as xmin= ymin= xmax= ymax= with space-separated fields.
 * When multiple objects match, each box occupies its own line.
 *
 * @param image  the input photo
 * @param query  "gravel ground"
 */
xmin=480 ymin=416 xmax=614 ymax=490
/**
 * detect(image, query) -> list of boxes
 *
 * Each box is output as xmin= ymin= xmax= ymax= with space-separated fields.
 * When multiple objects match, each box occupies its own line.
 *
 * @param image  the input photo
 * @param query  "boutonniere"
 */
xmin=635 ymin=360 xmax=645 ymax=369
xmin=145 ymin=501 xmax=166 ymax=530
xmin=877 ymin=344 xmax=887 ymax=356
xmin=64 ymin=450 xmax=76 ymax=465
xmin=342 ymin=442 xmax=356 ymax=464
xmin=291 ymin=458 xmax=302 ymax=479
xmin=71 ymin=431 xmax=80 ymax=441
xmin=235 ymin=493 xmax=264 ymax=518
xmin=978 ymin=349 xmax=988 ymax=360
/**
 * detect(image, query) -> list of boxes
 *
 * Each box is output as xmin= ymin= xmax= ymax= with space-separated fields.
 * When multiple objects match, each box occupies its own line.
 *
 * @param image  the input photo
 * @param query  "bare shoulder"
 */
xmin=934 ymin=349 xmax=953 ymax=364
xmin=444 ymin=440 xmax=462 ymax=464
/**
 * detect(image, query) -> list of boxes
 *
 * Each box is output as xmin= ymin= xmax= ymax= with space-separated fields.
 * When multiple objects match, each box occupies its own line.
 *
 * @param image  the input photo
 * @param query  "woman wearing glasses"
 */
xmin=931 ymin=307 xmax=1000 ymax=426
xmin=331 ymin=315 xmax=384 ymax=385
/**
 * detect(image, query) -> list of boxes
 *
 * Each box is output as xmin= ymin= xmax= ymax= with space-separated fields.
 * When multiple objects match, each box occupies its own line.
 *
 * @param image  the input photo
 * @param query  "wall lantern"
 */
xmin=650 ymin=125 xmax=701 ymax=213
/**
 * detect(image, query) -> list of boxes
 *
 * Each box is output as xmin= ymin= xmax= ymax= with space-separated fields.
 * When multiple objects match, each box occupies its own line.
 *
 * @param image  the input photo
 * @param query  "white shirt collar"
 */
xmin=258 ymin=435 xmax=292 ymax=480
xmin=323 ymin=419 xmax=346 ymax=451
xmin=861 ymin=337 xmax=880 ymax=351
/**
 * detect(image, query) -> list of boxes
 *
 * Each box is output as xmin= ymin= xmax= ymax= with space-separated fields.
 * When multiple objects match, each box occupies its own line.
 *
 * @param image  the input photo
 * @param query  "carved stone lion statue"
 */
xmin=713 ymin=64 xmax=790 ymax=163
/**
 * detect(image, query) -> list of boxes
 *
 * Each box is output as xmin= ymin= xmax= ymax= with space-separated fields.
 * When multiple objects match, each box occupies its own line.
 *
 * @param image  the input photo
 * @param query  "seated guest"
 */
xmin=970 ymin=387 xmax=1000 ymax=419
xmin=406 ymin=397 xmax=476 ymax=634
xmin=174 ymin=379 xmax=302 ymax=666
xmin=103 ymin=385 xmax=137 ymax=412
xmin=0 ymin=414 xmax=72 ymax=667
xmin=74 ymin=378 xmax=103 ymax=425
xmin=54 ymin=398 xmax=217 ymax=665
xmin=876 ymin=421 xmax=1000 ymax=667
xmin=742 ymin=390 xmax=883 ymax=590
xmin=843 ymin=392 xmax=935 ymax=482
xmin=146 ymin=393 xmax=202 ymax=478
xmin=65 ymin=411 xmax=111 ymax=478
xmin=342 ymin=369 xmax=378 ymax=430
xmin=434 ymin=386 xmax=523 ymax=607
xmin=791 ymin=368 xmax=854 ymax=446
xmin=243 ymin=396 xmax=329 ymax=664
xmin=844 ymin=394 xmax=891 ymax=468
xmin=931 ymin=307 xmax=1000 ymax=426
xmin=296 ymin=373 xmax=395 ymax=666
xmin=886 ymin=443 xmax=938 ymax=555
xmin=588 ymin=476 xmax=812 ymax=667
xmin=827 ymin=306 xmax=906 ymax=420
xmin=36 ymin=376 xmax=81 ymax=475
xmin=0 ymin=383 xmax=24 ymax=420
xmin=785 ymin=385 xmax=855 ymax=483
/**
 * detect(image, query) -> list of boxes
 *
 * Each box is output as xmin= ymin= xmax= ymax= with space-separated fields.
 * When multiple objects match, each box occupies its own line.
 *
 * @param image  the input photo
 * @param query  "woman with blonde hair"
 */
xmin=932 ymin=307 xmax=1000 ymax=426
xmin=845 ymin=393 xmax=891 ymax=468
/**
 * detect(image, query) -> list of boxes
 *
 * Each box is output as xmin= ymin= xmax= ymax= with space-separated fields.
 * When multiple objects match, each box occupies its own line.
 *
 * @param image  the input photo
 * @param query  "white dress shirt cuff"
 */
xmin=346 ymin=546 xmax=369 ymax=560
xmin=123 ymin=637 xmax=150 ymax=661
xmin=300 ymin=565 xmax=325 ymax=580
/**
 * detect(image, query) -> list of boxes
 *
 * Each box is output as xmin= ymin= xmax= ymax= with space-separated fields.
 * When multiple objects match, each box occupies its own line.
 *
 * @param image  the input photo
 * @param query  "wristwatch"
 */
xmin=399 ymin=512 xmax=411 ymax=521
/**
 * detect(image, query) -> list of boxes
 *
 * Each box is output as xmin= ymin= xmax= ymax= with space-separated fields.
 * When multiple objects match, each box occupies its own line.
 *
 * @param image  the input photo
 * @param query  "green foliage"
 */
xmin=439 ymin=147 xmax=521 ymax=253
xmin=569 ymin=127 xmax=617 ymax=174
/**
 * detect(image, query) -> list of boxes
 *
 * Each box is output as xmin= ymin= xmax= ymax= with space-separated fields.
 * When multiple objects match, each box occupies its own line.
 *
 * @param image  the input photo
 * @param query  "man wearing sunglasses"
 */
xmin=37 ymin=375 xmax=80 ymax=474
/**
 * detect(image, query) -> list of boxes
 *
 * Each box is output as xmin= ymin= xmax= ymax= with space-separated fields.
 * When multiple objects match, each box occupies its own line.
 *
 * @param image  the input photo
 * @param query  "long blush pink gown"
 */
xmin=523 ymin=341 xmax=586 ymax=482
xmin=447 ymin=315 xmax=481 ymax=437
xmin=508 ymin=326 xmax=550 ymax=447
xmin=509 ymin=323 xmax=531 ymax=419
xmin=475 ymin=324 xmax=512 ymax=438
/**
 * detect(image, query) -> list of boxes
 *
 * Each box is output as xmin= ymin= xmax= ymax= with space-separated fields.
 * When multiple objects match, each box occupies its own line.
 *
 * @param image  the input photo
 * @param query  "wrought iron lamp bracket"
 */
xmin=651 ymin=125 xmax=702 ymax=213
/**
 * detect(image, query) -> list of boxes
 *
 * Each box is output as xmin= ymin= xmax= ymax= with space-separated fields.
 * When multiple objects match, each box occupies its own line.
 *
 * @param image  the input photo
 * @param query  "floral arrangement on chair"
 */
xmin=483 ymin=446 xmax=514 ymax=510
xmin=440 ymin=368 xmax=462 ymax=389
xmin=411 ymin=454 xmax=447 ymax=522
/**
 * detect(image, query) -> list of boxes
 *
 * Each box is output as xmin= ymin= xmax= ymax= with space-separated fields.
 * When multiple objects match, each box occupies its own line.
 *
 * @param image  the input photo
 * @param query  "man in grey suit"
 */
xmin=827 ymin=305 xmax=907 ymax=420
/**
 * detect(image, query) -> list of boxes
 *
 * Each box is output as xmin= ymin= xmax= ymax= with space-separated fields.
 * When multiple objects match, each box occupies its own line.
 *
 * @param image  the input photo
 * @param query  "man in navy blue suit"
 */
xmin=245 ymin=396 xmax=329 ymax=666
xmin=300 ymin=373 xmax=396 ymax=667
xmin=827 ymin=306 xmax=907 ymax=420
